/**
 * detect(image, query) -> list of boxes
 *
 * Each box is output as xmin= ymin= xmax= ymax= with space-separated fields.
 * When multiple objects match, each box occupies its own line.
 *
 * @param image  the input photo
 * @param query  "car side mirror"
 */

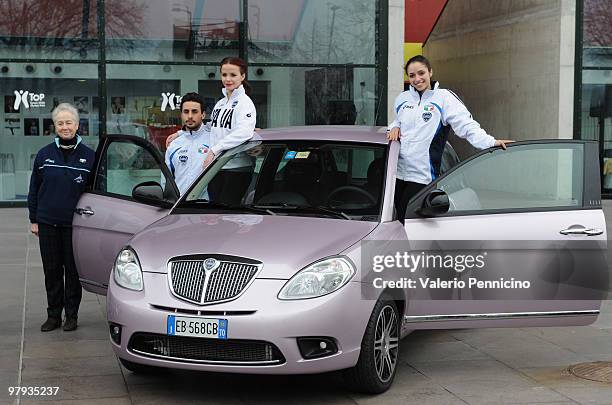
xmin=132 ymin=181 xmax=170 ymax=207
xmin=417 ymin=189 xmax=450 ymax=217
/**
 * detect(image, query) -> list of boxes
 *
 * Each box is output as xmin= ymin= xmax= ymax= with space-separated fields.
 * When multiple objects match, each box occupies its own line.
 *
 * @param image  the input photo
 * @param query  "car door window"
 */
xmin=94 ymin=139 xmax=174 ymax=199
xmin=438 ymin=144 xmax=584 ymax=212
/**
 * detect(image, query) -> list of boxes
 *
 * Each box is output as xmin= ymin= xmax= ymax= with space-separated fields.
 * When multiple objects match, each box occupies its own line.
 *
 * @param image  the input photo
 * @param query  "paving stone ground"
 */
xmin=2 ymin=204 xmax=612 ymax=405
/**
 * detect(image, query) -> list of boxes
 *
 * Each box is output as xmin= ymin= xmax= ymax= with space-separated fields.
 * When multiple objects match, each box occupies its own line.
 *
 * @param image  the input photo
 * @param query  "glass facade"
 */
xmin=578 ymin=0 xmax=612 ymax=196
xmin=0 ymin=0 xmax=384 ymax=203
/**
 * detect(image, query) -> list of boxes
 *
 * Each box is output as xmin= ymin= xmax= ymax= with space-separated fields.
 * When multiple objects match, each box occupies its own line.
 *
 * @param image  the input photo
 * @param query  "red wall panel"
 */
xmin=404 ymin=0 xmax=447 ymax=43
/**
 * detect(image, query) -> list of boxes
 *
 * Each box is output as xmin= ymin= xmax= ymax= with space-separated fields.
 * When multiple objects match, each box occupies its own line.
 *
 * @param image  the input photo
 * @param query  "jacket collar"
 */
xmin=222 ymin=84 xmax=245 ymax=100
xmin=184 ymin=122 xmax=207 ymax=136
xmin=408 ymin=80 xmax=440 ymax=98
xmin=54 ymin=135 xmax=82 ymax=148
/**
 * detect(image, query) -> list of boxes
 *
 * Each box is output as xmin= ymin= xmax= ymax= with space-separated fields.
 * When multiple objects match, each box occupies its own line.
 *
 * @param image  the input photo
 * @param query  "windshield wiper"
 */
xmin=181 ymin=200 xmax=276 ymax=215
xmin=252 ymin=203 xmax=350 ymax=220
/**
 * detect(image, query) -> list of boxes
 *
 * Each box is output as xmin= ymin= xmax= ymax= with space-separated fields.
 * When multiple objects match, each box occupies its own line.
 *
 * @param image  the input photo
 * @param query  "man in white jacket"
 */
xmin=164 ymin=57 xmax=257 ymax=203
xmin=165 ymin=92 xmax=211 ymax=195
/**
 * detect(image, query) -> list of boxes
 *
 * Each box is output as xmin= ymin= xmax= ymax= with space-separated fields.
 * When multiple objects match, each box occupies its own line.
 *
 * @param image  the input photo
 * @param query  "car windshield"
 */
xmin=176 ymin=141 xmax=387 ymax=221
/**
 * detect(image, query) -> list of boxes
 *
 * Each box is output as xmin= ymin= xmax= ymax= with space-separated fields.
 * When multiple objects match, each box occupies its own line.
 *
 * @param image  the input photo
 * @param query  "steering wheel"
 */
xmin=326 ymin=186 xmax=377 ymax=209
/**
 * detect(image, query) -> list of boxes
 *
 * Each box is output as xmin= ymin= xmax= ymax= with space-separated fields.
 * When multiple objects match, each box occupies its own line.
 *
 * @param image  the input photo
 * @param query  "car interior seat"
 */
xmin=363 ymin=157 xmax=385 ymax=201
xmin=281 ymin=153 xmax=322 ymax=205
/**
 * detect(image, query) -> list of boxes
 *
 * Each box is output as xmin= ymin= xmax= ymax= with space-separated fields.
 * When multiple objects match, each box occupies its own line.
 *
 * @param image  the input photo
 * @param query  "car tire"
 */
xmin=343 ymin=296 xmax=400 ymax=394
xmin=119 ymin=358 xmax=163 ymax=374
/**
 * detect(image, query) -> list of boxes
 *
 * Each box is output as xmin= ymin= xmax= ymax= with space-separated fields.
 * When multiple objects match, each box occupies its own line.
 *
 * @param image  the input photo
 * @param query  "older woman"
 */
xmin=28 ymin=103 xmax=95 ymax=332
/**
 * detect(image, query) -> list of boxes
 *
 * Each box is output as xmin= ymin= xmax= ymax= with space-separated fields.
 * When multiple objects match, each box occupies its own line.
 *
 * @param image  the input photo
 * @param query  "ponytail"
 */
xmin=242 ymin=79 xmax=253 ymax=96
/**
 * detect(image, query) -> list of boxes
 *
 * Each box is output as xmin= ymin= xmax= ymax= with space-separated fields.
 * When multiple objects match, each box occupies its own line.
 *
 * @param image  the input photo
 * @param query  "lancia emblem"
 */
xmin=203 ymin=258 xmax=219 ymax=271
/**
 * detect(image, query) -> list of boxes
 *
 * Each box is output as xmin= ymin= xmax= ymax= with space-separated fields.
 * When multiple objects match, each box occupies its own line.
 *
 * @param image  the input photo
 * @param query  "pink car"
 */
xmin=73 ymin=126 xmax=607 ymax=393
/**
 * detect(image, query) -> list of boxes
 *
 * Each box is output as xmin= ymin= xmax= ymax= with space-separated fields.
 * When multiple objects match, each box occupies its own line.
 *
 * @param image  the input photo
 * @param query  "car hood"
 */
xmin=130 ymin=213 xmax=377 ymax=279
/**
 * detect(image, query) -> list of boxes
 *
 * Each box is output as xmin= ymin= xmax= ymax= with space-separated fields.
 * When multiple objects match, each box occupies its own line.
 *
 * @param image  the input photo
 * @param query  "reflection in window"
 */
xmin=583 ymin=0 xmax=612 ymax=68
xmin=248 ymin=0 xmax=375 ymax=64
xmin=95 ymin=141 xmax=167 ymax=197
xmin=105 ymin=0 xmax=240 ymax=62
xmin=438 ymin=145 xmax=584 ymax=212
xmin=0 ymin=0 xmax=98 ymax=59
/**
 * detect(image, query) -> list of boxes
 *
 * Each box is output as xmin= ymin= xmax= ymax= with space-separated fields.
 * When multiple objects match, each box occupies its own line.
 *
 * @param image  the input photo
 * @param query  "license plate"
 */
xmin=167 ymin=315 xmax=228 ymax=339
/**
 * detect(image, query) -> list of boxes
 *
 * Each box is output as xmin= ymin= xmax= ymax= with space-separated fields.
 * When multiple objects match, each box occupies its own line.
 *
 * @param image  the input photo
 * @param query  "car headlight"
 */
xmin=278 ymin=257 xmax=355 ymax=300
xmin=113 ymin=248 xmax=143 ymax=291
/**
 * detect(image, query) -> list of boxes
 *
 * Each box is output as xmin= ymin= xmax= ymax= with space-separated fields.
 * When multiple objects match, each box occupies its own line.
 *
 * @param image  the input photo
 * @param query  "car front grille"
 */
xmin=128 ymin=333 xmax=285 ymax=365
xmin=169 ymin=257 xmax=261 ymax=305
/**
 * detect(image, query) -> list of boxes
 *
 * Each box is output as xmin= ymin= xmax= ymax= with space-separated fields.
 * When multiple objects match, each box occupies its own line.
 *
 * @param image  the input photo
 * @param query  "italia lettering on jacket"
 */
xmin=210 ymin=108 xmax=234 ymax=129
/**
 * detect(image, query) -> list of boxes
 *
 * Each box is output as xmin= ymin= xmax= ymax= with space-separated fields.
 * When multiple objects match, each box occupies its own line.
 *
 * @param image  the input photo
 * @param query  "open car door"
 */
xmin=403 ymin=140 xmax=607 ymax=328
xmin=72 ymin=135 xmax=179 ymax=295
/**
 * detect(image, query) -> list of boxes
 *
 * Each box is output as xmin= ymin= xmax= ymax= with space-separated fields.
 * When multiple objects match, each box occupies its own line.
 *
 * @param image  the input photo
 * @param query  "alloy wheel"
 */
xmin=373 ymin=304 xmax=399 ymax=383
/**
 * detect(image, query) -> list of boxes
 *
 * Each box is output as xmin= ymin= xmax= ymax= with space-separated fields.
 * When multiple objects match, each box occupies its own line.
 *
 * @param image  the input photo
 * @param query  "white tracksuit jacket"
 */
xmin=208 ymin=84 xmax=256 ymax=169
xmin=165 ymin=123 xmax=211 ymax=195
xmin=389 ymin=81 xmax=495 ymax=185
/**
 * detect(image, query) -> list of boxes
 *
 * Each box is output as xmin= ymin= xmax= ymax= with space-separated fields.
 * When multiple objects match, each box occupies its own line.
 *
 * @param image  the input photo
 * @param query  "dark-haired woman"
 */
xmin=166 ymin=57 xmax=256 ymax=203
xmin=388 ymin=55 xmax=512 ymax=220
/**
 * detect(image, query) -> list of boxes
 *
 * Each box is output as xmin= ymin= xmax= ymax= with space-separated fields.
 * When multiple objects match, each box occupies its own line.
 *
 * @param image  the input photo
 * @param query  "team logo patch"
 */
xmin=198 ymin=144 xmax=209 ymax=154
xmin=74 ymin=174 xmax=84 ymax=184
xmin=422 ymin=112 xmax=432 ymax=122
xmin=179 ymin=155 xmax=188 ymax=163
xmin=231 ymin=100 xmax=239 ymax=108
xmin=79 ymin=158 xmax=86 ymax=163
xmin=423 ymin=105 xmax=435 ymax=112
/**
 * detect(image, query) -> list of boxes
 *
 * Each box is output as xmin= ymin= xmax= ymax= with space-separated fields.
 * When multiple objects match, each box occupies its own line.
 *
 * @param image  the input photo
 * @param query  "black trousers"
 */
xmin=208 ymin=170 xmax=252 ymax=205
xmin=38 ymin=223 xmax=82 ymax=319
xmin=394 ymin=179 xmax=427 ymax=222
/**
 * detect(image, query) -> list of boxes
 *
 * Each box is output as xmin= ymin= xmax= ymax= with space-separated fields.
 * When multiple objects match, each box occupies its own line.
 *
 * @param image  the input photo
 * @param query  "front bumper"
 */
xmin=107 ymin=272 xmax=375 ymax=374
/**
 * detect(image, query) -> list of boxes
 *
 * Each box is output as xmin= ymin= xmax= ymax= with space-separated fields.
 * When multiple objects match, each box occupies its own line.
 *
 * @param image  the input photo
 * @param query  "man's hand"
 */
xmin=30 ymin=223 xmax=39 ymax=237
xmin=494 ymin=139 xmax=514 ymax=150
xmin=387 ymin=127 xmax=400 ymax=141
xmin=203 ymin=151 xmax=216 ymax=169
xmin=165 ymin=131 xmax=179 ymax=148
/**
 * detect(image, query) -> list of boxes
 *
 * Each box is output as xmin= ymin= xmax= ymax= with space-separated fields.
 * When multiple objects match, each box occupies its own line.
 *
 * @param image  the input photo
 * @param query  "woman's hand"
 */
xmin=387 ymin=127 xmax=400 ymax=141
xmin=494 ymin=139 xmax=514 ymax=150
xmin=203 ymin=151 xmax=216 ymax=169
xmin=165 ymin=131 xmax=179 ymax=148
xmin=30 ymin=223 xmax=39 ymax=237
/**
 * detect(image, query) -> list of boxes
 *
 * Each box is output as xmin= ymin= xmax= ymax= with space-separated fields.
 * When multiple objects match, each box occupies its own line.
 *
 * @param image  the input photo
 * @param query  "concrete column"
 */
xmin=388 ymin=0 xmax=405 ymax=125
xmin=558 ymin=0 xmax=576 ymax=139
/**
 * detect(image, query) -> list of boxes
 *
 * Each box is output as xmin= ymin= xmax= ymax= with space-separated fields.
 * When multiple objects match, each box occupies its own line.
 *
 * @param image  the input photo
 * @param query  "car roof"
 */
xmin=252 ymin=126 xmax=389 ymax=145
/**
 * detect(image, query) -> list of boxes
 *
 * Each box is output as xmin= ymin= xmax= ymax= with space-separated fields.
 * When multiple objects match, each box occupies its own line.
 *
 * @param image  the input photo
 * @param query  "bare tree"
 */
xmin=0 ymin=0 xmax=145 ymax=50
xmin=584 ymin=0 xmax=612 ymax=47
